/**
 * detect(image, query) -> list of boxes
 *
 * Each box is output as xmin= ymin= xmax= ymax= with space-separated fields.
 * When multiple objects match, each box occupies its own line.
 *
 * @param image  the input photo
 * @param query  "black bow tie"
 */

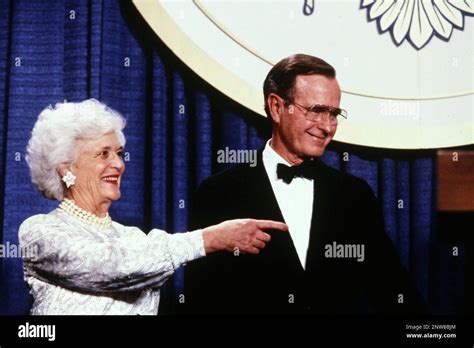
xmin=276 ymin=160 xmax=317 ymax=184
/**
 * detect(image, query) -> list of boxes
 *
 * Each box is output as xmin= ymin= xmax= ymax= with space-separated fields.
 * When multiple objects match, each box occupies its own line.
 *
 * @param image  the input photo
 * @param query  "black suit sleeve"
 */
xmin=358 ymin=181 xmax=429 ymax=315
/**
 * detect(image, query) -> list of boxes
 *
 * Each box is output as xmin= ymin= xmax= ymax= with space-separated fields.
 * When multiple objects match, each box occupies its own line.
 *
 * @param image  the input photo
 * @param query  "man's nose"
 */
xmin=316 ymin=115 xmax=334 ymax=134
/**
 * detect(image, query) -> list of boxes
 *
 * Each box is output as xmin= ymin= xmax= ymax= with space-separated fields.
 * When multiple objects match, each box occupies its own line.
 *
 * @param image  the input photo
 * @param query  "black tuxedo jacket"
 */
xmin=182 ymin=151 xmax=427 ymax=315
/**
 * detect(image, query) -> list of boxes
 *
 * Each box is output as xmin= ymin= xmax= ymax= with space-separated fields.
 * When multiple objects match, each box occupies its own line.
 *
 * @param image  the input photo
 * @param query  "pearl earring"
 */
xmin=62 ymin=170 xmax=76 ymax=188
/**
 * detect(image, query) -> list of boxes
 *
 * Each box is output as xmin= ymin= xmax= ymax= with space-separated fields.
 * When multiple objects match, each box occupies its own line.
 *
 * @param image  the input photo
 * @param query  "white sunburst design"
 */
xmin=361 ymin=0 xmax=474 ymax=49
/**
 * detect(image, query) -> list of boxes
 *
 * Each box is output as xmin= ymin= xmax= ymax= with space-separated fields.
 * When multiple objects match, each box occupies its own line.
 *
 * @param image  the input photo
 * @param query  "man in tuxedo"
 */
xmin=182 ymin=54 xmax=427 ymax=315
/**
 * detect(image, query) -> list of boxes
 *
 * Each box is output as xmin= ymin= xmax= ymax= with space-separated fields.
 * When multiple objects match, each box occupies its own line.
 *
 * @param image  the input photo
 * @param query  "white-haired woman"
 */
xmin=19 ymin=99 xmax=287 ymax=315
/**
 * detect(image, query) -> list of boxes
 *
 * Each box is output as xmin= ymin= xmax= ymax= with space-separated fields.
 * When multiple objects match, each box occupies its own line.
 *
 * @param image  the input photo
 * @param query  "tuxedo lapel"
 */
xmin=246 ymin=152 xmax=285 ymax=223
xmin=305 ymin=160 xmax=338 ymax=272
xmin=244 ymin=151 xmax=305 ymax=273
xmin=248 ymin=155 xmax=339 ymax=274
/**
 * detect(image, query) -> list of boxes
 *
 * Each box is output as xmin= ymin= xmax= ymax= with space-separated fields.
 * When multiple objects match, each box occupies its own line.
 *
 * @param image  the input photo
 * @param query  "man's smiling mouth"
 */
xmin=306 ymin=131 xmax=326 ymax=141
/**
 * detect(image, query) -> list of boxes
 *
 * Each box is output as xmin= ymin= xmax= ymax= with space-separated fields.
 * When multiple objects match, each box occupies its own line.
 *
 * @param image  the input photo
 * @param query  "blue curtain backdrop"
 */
xmin=0 ymin=0 xmax=464 ymax=315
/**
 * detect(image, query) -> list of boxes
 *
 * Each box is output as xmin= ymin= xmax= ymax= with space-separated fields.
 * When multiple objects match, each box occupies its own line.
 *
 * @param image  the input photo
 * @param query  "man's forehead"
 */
xmin=295 ymin=74 xmax=338 ymax=86
xmin=293 ymin=74 xmax=340 ymax=94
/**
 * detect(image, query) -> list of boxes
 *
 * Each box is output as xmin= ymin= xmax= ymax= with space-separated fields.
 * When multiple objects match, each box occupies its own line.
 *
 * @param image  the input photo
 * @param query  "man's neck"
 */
xmin=269 ymin=137 xmax=304 ymax=166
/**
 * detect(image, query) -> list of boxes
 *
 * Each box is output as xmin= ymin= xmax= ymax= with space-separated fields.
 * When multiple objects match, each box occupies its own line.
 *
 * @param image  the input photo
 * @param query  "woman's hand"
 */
xmin=202 ymin=219 xmax=288 ymax=255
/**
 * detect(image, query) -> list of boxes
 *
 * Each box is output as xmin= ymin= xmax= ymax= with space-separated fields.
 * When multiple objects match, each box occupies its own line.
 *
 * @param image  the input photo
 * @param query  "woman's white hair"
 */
xmin=26 ymin=99 xmax=126 ymax=201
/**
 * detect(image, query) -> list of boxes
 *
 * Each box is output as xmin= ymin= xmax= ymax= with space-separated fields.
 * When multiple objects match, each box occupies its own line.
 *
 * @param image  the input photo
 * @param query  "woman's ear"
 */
xmin=267 ymin=93 xmax=284 ymax=125
xmin=57 ymin=164 xmax=70 ymax=178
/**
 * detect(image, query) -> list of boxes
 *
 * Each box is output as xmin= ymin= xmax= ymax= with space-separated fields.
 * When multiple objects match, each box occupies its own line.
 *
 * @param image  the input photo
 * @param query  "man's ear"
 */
xmin=267 ymin=93 xmax=285 ymax=124
xmin=57 ymin=163 xmax=71 ymax=177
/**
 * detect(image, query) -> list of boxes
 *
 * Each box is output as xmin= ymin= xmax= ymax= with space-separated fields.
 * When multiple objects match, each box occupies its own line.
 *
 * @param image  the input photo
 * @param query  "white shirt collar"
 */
xmin=261 ymin=139 xmax=314 ymax=269
xmin=262 ymin=139 xmax=292 ymax=180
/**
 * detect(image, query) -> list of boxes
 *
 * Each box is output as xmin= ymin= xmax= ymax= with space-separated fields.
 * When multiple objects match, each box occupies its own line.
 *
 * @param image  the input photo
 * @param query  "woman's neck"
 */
xmin=65 ymin=193 xmax=110 ymax=217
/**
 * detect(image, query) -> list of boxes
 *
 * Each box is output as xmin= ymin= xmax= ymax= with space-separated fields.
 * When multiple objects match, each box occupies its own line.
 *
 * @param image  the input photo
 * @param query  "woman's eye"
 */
xmin=117 ymin=151 xmax=124 ymax=158
xmin=99 ymin=150 xmax=109 ymax=158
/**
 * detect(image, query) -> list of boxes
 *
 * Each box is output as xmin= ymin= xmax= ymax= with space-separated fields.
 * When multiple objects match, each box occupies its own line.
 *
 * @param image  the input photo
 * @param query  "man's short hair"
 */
xmin=263 ymin=54 xmax=336 ymax=117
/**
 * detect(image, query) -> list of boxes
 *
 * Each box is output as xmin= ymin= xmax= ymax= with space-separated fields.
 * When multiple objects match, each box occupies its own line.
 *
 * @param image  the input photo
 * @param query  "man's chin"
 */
xmin=304 ymin=147 xmax=326 ymax=158
xmin=304 ymin=138 xmax=330 ymax=157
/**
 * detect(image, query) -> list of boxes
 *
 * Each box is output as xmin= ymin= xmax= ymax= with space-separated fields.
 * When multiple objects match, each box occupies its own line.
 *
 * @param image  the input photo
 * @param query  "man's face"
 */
xmin=273 ymin=74 xmax=341 ymax=160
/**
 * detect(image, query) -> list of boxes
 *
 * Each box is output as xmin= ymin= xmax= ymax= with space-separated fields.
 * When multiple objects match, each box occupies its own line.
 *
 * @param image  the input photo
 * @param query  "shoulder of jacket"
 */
xmin=19 ymin=213 xmax=61 ymax=231
xmin=200 ymin=162 xmax=257 ymax=187
xmin=317 ymin=161 xmax=374 ymax=194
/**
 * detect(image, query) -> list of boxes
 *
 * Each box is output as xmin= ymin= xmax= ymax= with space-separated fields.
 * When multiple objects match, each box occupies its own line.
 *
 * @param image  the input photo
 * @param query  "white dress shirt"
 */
xmin=262 ymin=140 xmax=314 ymax=269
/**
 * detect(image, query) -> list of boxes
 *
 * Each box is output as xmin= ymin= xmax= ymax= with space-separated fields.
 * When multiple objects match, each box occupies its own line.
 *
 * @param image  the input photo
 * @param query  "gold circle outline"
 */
xmin=194 ymin=0 xmax=474 ymax=101
xmin=131 ymin=0 xmax=473 ymax=149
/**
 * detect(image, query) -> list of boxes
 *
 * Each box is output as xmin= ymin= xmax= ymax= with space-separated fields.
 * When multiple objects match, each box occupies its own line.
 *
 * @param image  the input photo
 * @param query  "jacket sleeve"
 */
xmin=357 ymin=181 xmax=430 ymax=315
xmin=19 ymin=214 xmax=205 ymax=293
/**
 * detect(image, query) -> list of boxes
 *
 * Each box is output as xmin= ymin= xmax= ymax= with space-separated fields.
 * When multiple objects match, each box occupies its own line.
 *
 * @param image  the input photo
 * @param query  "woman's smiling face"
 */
xmin=70 ymin=132 xmax=125 ymax=205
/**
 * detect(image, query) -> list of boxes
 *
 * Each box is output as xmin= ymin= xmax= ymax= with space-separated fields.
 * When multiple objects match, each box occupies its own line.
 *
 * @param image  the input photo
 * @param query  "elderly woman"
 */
xmin=19 ymin=99 xmax=287 ymax=315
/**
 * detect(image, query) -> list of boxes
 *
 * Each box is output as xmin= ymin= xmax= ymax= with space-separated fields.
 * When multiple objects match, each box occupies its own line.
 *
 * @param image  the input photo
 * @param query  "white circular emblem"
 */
xmin=362 ymin=0 xmax=474 ymax=49
xmin=132 ymin=0 xmax=474 ymax=149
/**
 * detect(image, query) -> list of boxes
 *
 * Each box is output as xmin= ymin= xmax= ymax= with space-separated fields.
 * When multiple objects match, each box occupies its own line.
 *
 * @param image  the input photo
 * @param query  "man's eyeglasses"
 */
xmin=286 ymin=100 xmax=347 ymax=125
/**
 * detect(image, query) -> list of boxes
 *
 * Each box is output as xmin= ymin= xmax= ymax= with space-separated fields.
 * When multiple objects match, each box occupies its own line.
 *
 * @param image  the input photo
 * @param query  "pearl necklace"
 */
xmin=59 ymin=199 xmax=112 ymax=229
